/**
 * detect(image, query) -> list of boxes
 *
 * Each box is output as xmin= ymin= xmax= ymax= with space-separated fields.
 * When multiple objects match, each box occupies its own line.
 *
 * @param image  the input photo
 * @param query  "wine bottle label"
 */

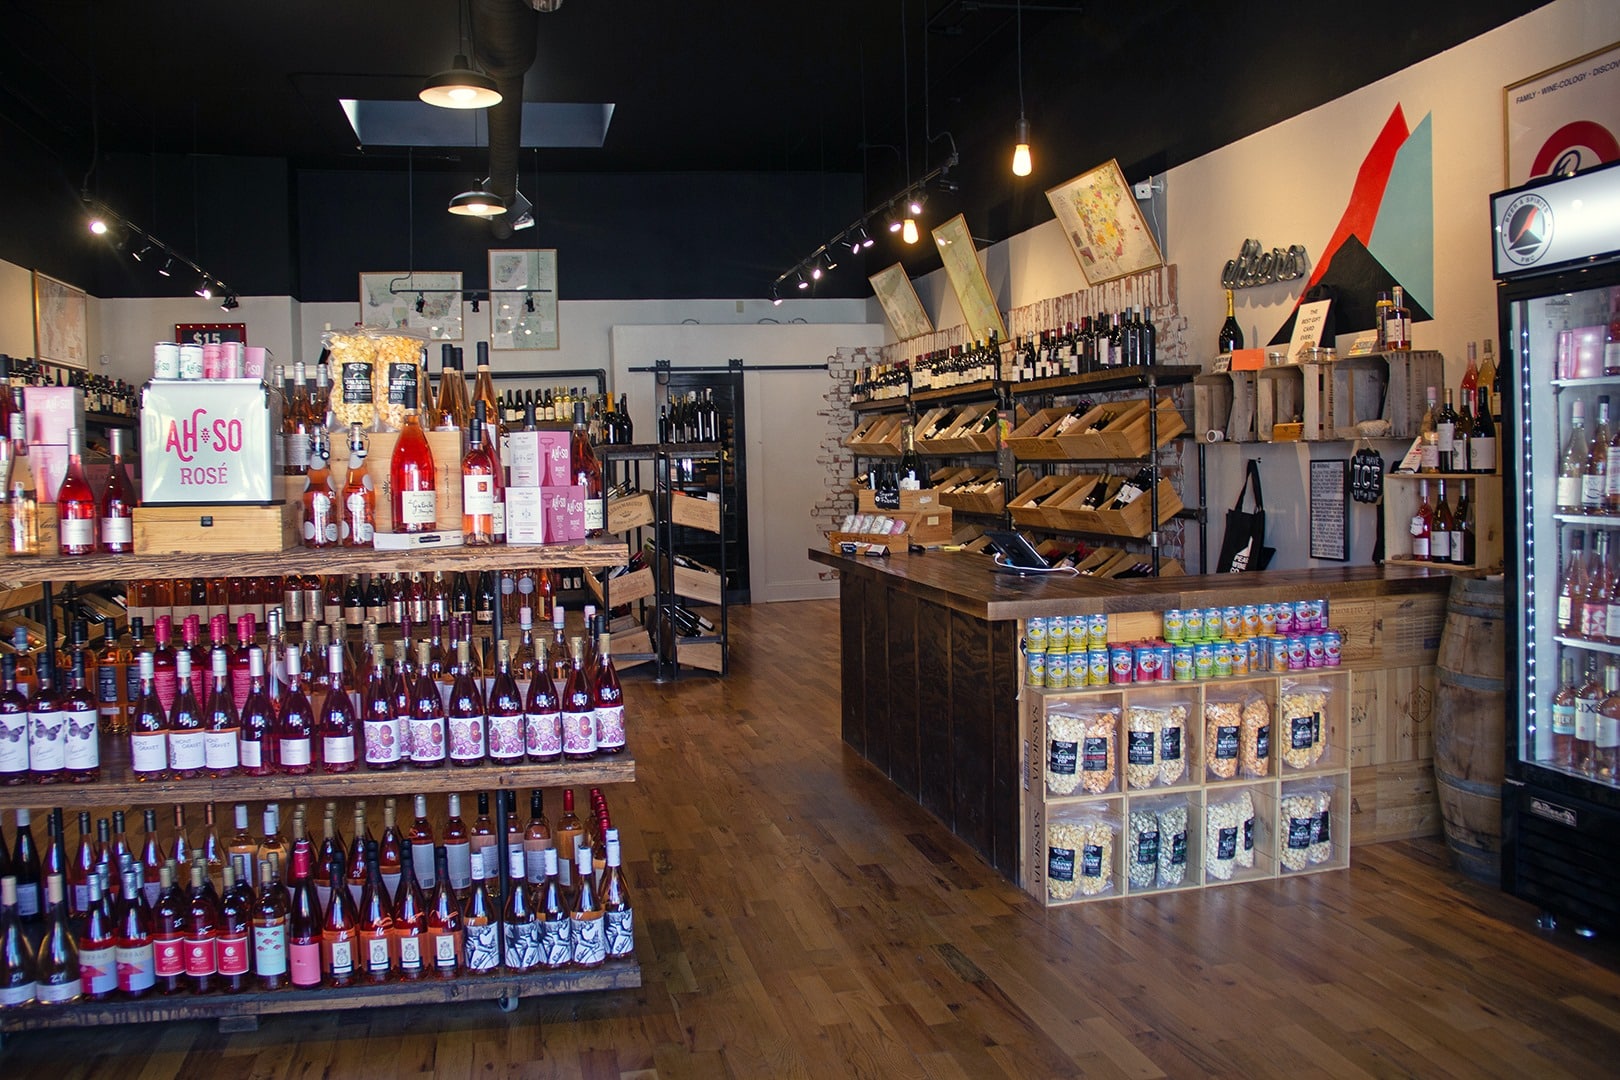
xmin=328 ymin=937 xmax=354 ymax=976
xmin=539 ymin=915 xmax=572 ymax=966
xmin=79 ymin=944 xmax=118 ymax=995
xmin=397 ymin=932 xmax=423 ymax=971
xmin=492 ymin=499 xmax=506 ymax=539
xmin=342 ymin=361 xmax=374 ymax=404
xmin=27 ymin=707 xmax=66 ymax=770
xmin=252 ymin=924 xmax=288 ymax=976
xmin=446 ymin=842 xmax=472 ymax=890
xmin=98 ymin=664 xmax=121 ymax=707
xmin=286 ymin=433 xmax=311 ymax=469
xmin=1552 ymin=703 xmax=1577 ymax=736
xmin=571 ymin=913 xmax=606 ymax=965
xmin=71 ymin=882 xmax=91 ymax=913
xmin=1436 ymin=423 xmax=1455 ymax=455
xmin=594 ymin=705 xmax=625 ymax=749
xmin=409 ymin=717 xmax=445 ymax=762
xmin=239 ymin=737 xmax=264 ymax=769
xmin=363 ymin=934 xmax=391 ymax=973
xmin=1598 ymin=714 xmax=1620 ymax=750
xmin=323 ymin=735 xmax=357 ymax=765
xmin=116 ymin=942 xmax=156 ymax=992
xmin=165 ymin=729 xmax=204 ymax=771
xmin=60 ymin=516 xmax=94 ymax=547
xmin=562 ymin=710 xmax=596 ymax=755
xmin=0 ymin=980 xmax=36 ymax=1005
xmin=278 ymin=736 xmax=312 ymax=767
xmin=63 ymin=708 xmax=100 ymax=770
xmin=154 ymin=936 xmax=184 ymax=978
xmin=525 ymin=711 xmax=563 ymax=757
xmin=1471 ymin=437 xmax=1497 ymax=474
xmin=203 ymin=730 xmax=239 ymax=770
xmin=142 ymin=878 xmax=163 ymax=908
xmin=101 ymin=514 xmax=134 ymax=545
xmin=399 ymin=491 xmax=436 ymax=527
xmin=218 ymin=932 xmax=250 ymax=977
xmin=0 ymin=712 xmax=25 ymax=775
xmin=430 ymin=930 xmax=460 ymax=970
xmin=605 ymin=909 xmax=634 ymax=958
xmin=289 ymin=941 xmax=321 ymax=986
xmin=464 ymin=923 xmax=500 ymax=970
xmin=488 ymin=714 xmax=524 ymax=761
xmin=1449 ymin=531 xmax=1466 ymax=564
xmin=1430 ymin=530 xmax=1451 ymax=561
xmin=1558 ymin=595 xmax=1574 ymax=626
xmin=364 ymin=718 xmax=402 ymax=763
xmin=35 ymin=978 xmax=80 ymax=1003
xmin=463 ymin=476 xmax=495 ymax=516
xmin=584 ymin=498 xmax=605 ymax=531
xmin=448 ymin=716 xmax=484 ymax=761
xmin=184 ymin=935 xmax=220 ymax=977
xmin=1557 ymin=476 xmax=1582 ymax=506
xmin=315 ymin=880 xmax=333 ymax=911
xmin=15 ymin=882 xmax=39 ymax=919
xmin=1577 ymin=697 xmax=1599 ymax=741
xmin=1584 ymin=475 xmax=1606 ymax=506
xmin=130 ymin=731 xmax=168 ymax=772
xmin=411 ymin=843 xmax=437 ymax=889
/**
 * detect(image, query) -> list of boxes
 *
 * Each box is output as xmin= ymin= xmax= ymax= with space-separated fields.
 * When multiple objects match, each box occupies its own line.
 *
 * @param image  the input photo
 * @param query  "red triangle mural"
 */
xmin=1302 ymin=104 xmax=1410 ymax=296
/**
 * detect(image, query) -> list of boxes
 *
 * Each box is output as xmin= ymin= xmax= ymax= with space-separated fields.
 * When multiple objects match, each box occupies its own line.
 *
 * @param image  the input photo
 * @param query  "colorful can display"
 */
xmin=1163 ymin=608 xmax=1184 ymax=644
xmin=1274 ymin=605 xmax=1295 ymax=635
xmin=1203 ymin=608 xmax=1223 ymax=642
xmin=1045 ymin=651 xmax=1069 ymax=689
xmin=1241 ymin=605 xmax=1261 ymax=638
xmin=1322 ymin=629 xmax=1342 ymax=666
xmin=1110 ymin=646 xmax=1135 ymax=684
xmin=1025 ymin=650 xmax=1046 ymax=687
xmin=1193 ymin=644 xmax=1216 ymax=680
xmin=1247 ymin=638 xmax=1267 ymax=673
xmin=1230 ymin=640 xmax=1250 ymax=676
xmin=1025 ymin=617 xmax=1048 ymax=652
xmin=1172 ymin=646 xmax=1195 ymax=681
xmin=1258 ymin=603 xmax=1277 ymax=636
xmin=1286 ymin=637 xmax=1308 ymax=670
xmin=1221 ymin=606 xmax=1243 ymax=639
xmin=1213 ymin=641 xmax=1234 ymax=679
xmin=1087 ymin=649 xmax=1111 ymax=686
xmin=1088 ymin=613 xmax=1109 ymax=649
xmin=1304 ymin=634 xmax=1326 ymax=668
xmin=1048 ymin=616 xmax=1069 ymax=652
xmin=1294 ymin=599 xmax=1319 ymax=633
xmin=1134 ymin=645 xmax=1164 ymax=683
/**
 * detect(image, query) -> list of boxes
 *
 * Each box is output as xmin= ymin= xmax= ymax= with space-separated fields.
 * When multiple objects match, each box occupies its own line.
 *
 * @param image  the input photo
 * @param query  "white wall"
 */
xmin=0 ymin=257 xmax=104 ymax=375
xmin=610 ymin=323 xmax=885 ymax=602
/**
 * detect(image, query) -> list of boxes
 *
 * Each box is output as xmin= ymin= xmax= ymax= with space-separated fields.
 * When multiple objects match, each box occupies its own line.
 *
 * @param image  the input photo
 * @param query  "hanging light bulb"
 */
xmin=420 ymin=54 xmax=502 ymax=109
xmin=1012 ymin=117 xmax=1033 ymax=177
xmin=447 ymin=185 xmax=506 ymax=217
xmin=88 ymin=217 xmax=109 ymax=236
xmin=901 ymin=218 xmax=919 ymax=245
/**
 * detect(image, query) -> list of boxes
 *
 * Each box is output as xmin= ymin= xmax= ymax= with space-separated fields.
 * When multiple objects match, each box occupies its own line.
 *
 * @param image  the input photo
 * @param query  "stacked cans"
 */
xmin=1026 ymin=598 xmax=1343 ymax=689
xmin=153 ymin=340 xmax=253 ymax=381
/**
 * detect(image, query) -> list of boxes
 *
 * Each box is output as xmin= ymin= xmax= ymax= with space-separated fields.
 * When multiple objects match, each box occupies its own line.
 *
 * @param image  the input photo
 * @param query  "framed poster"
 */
xmin=1504 ymin=40 xmax=1620 ymax=185
xmin=359 ymin=271 xmax=463 ymax=341
xmin=867 ymin=263 xmax=933 ymax=341
xmin=32 ymin=271 xmax=88 ymax=368
xmin=489 ymin=249 xmax=559 ymax=350
xmin=176 ymin=323 xmax=247 ymax=347
xmin=930 ymin=214 xmax=1007 ymax=343
xmin=1045 ymin=159 xmax=1165 ymax=287
xmin=1309 ymin=459 xmax=1350 ymax=562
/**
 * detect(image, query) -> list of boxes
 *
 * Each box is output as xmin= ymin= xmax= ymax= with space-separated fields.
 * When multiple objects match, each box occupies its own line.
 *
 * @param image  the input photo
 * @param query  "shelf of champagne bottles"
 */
xmin=0 ymin=786 xmax=639 ymax=1022
xmin=0 ymin=570 xmax=639 ymax=806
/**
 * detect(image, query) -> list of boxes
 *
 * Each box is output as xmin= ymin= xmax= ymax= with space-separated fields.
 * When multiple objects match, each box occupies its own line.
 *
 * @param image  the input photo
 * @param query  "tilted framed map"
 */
xmin=1046 ymin=159 xmax=1164 ymax=286
xmin=868 ymin=263 xmax=933 ymax=341
xmin=930 ymin=214 xmax=1006 ymax=343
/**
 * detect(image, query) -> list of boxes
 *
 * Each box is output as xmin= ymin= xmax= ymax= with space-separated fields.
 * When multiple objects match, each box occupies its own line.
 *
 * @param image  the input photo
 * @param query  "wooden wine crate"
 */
xmin=856 ymin=488 xmax=945 ymax=515
xmin=1302 ymin=358 xmax=1386 ymax=440
xmin=611 ymin=625 xmax=655 ymax=671
xmin=1256 ymin=367 xmax=1304 ymax=440
xmin=678 ymin=639 xmax=726 ymax=673
xmin=669 ymin=491 xmax=721 ymax=533
xmin=1040 ymin=477 xmax=1182 ymax=538
xmin=606 ymin=491 xmax=655 ymax=533
xmin=1193 ymin=372 xmax=1258 ymax=443
xmin=918 ymin=403 xmax=1000 ymax=455
xmin=1007 ymin=474 xmax=1096 ymax=530
xmin=672 ymin=564 xmax=724 ymax=605
xmin=1382 ymin=350 xmax=1446 ymax=438
xmin=846 ymin=413 xmax=903 ymax=456
xmin=586 ymin=564 xmax=655 ymax=607
xmin=1005 ymin=407 xmax=1074 ymax=459
xmin=133 ymin=503 xmax=300 ymax=555
xmin=1093 ymin=397 xmax=1187 ymax=458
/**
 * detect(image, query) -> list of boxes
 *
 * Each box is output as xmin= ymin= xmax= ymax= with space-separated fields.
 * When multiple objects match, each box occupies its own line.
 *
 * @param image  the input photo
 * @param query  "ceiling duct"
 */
xmin=470 ymin=0 xmax=543 ymax=232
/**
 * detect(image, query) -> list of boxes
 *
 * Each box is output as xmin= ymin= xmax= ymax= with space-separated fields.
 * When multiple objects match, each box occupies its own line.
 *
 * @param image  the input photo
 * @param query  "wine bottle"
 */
xmin=0 ymin=873 xmax=37 ymax=1005
xmin=320 ymin=848 xmax=359 ymax=987
xmin=601 ymin=831 xmax=633 ymax=960
xmin=570 ymin=843 xmax=605 ymax=969
xmin=0 ymin=658 xmax=24 ymax=787
xmin=562 ymin=637 xmax=597 ymax=760
xmin=408 ymin=795 xmax=437 ymax=893
xmin=63 ymin=651 xmax=98 ymax=784
xmin=6 ymin=406 xmax=40 ymax=556
xmin=1409 ymin=479 xmax=1433 ymax=561
xmin=33 ymin=875 xmax=80 ymax=1002
xmin=56 ymin=426 xmax=98 ymax=555
xmin=390 ymin=382 xmax=437 ymax=533
xmin=1577 ymin=658 xmax=1604 ymax=775
xmin=1385 ymin=286 xmax=1412 ymax=351
xmin=285 ymin=839 xmax=322 ymax=988
xmin=249 ymin=857 xmax=288 ymax=991
xmin=462 ymin=400 xmax=498 ymax=545
xmin=391 ymin=843 xmax=426 ymax=981
xmin=318 ymin=644 xmax=357 ymax=774
xmin=1430 ymin=481 xmax=1453 ymax=564
xmin=1471 ymin=389 xmax=1498 ymax=476
xmin=448 ymin=640 xmax=486 ymax=766
xmin=487 ymin=639 xmax=525 ymax=765
xmin=1560 ymin=399 xmax=1592 ymax=511
xmin=461 ymin=850 xmax=499 ymax=975
xmin=426 ymin=846 xmax=462 ymax=979
xmin=409 ymin=642 xmax=447 ymax=768
xmin=115 ymin=866 xmax=156 ymax=997
xmin=537 ymin=847 xmax=571 ymax=969
xmin=27 ymin=656 xmax=65 ymax=784
xmin=361 ymin=645 xmax=402 ymax=771
xmin=217 ymin=862 xmax=252 ymax=993
xmin=150 ymin=863 xmax=185 ymax=995
xmin=1434 ymin=390 xmax=1460 ymax=474
xmin=1217 ymin=290 xmax=1243 ymax=353
xmin=443 ymin=795 xmax=472 ymax=898
xmin=276 ymin=648 xmax=315 ymax=775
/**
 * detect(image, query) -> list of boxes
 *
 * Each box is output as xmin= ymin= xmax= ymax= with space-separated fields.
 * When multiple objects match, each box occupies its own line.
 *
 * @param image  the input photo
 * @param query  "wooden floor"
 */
xmin=6 ymin=598 xmax=1620 ymax=1078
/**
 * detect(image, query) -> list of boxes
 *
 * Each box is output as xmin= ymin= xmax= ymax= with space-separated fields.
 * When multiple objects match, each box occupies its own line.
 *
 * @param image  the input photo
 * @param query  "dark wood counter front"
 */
xmin=812 ymin=547 xmax=1457 ymax=881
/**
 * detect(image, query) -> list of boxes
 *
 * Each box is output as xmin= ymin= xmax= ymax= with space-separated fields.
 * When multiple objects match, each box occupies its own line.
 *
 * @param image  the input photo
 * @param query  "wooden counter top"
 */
xmin=808 ymin=547 xmax=1456 ymax=621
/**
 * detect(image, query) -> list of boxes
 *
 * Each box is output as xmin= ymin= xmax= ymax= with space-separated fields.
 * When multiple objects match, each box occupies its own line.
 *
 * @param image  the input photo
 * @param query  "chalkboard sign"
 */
xmin=175 ymin=323 xmax=247 ymax=347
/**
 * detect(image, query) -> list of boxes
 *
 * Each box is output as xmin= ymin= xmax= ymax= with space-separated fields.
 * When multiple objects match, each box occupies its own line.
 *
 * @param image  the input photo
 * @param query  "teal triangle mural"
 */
xmin=1367 ymin=113 xmax=1435 ymax=317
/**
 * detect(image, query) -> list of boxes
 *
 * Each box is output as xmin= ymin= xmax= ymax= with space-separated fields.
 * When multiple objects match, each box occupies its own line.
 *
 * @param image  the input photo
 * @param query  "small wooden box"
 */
xmin=607 ymin=491 xmax=655 ymax=533
xmin=1303 ymin=358 xmax=1386 ymax=440
xmin=846 ymin=413 xmax=903 ymax=456
xmin=1101 ymin=397 xmax=1188 ymax=457
xmin=1382 ymin=350 xmax=1446 ymax=438
xmin=133 ymin=503 xmax=299 ymax=554
xmin=1006 ymin=407 xmax=1072 ymax=459
xmin=1257 ymin=367 xmax=1304 ymax=441
xmin=611 ymin=625 xmax=655 ymax=671
xmin=669 ymin=492 xmax=721 ymax=533
xmin=678 ymin=638 xmax=726 ymax=673
xmin=587 ymin=564 xmax=655 ymax=606
xmin=673 ymin=564 xmax=724 ymax=605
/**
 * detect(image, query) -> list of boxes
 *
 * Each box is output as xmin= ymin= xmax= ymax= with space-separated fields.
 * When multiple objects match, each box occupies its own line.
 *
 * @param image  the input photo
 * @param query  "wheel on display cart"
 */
xmin=498 ymin=994 xmax=521 ymax=1013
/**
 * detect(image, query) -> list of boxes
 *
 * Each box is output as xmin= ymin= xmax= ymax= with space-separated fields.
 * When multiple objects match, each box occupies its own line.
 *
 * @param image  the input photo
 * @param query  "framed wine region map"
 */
xmin=868 ymin=263 xmax=933 ymax=342
xmin=931 ymin=214 xmax=1006 ymax=343
xmin=1046 ymin=159 xmax=1164 ymax=287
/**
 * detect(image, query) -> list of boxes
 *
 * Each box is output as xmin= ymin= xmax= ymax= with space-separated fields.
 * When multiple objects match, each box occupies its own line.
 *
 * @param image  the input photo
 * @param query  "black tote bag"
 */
xmin=1215 ymin=459 xmax=1274 ymax=572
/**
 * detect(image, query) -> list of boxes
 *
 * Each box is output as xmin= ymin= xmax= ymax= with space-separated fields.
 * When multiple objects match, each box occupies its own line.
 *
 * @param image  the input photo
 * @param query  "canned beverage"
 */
xmin=201 ymin=342 xmax=225 ymax=379
xmin=1045 ymin=651 xmax=1069 ymax=690
xmin=1180 ymin=608 xmax=1204 ymax=643
xmin=1134 ymin=645 xmax=1163 ymax=683
xmin=1322 ymin=629 xmax=1342 ymax=666
xmin=1221 ymin=606 xmax=1243 ymax=639
xmin=1025 ymin=650 xmax=1047 ymax=687
xmin=1247 ymin=638 xmax=1267 ymax=673
xmin=1295 ymin=599 xmax=1319 ymax=632
xmin=1203 ymin=608 xmax=1223 ymax=642
xmin=1305 ymin=634 xmax=1326 ymax=668
xmin=1194 ymin=644 xmax=1216 ymax=680
xmin=1163 ymin=608 xmax=1184 ymax=644
xmin=178 ymin=343 xmax=205 ymax=380
xmin=1258 ymin=603 xmax=1277 ymax=636
xmin=1088 ymin=613 xmax=1109 ymax=649
xmin=1213 ymin=640 xmax=1233 ymax=679
xmin=1087 ymin=649 xmax=1110 ymax=686
xmin=1230 ymin=639 xmax=1250 ymax=676
xmin=1317 ymin=599 xmax=1330 ymax=631
xmin=243 ymin=345 xmax=269 ymax=379
xmin=1241 ymin=605 xmax=1261 ymax=638
xmin=221 ymin=340 xmax=245 ymax=379
xmin=1048 ymin=616 xmax=1070 ymax=653
xmin=1026 ymin=616 xmax=1049 ymax=652
xmin=1287 ymin=637 xmax=1308 ymax=670
xmin=1274 ymin=604 xmax=1296 ymax=635
xmin=1066 ymin=615 xmax=1089 ymax=650
xmin=1155 ymin=644 xmax=1173 ymax=681
xmin=1172 ymin=646 xmax=1195 ymax=681
xmin=1110 ymin=645 xmax=1135 ymax=684
xmin=153 ymin=341 xmax=180 ymax=379
xmin=1269 ymin=636 xmax=1289 ymax=672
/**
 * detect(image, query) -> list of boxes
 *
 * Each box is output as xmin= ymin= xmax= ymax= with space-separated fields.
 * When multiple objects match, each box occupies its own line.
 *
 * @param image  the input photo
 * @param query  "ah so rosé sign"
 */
xmin=140 ymin=378 xmax=283 ymax=504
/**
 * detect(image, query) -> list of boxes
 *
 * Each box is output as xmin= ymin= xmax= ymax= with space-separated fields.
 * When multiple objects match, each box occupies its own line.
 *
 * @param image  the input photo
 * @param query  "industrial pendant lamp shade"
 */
xmin=420 ymin=54 xmax=502 ymax=109
xmin=448 ymin=186 xmax=507 ymax=217
xmin=1012 ymin=117 xmax=1033 ymax=177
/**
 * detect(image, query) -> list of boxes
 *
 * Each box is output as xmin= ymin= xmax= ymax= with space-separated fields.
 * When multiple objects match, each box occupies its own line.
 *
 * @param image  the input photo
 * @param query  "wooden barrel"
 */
xmin=1432 ymin=575 xmax=1506 ymax=883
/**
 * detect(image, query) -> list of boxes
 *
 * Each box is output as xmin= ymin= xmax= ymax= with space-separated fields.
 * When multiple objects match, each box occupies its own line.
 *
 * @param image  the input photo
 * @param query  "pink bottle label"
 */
xmin=289 ymin=940 xmax=322 ymax=986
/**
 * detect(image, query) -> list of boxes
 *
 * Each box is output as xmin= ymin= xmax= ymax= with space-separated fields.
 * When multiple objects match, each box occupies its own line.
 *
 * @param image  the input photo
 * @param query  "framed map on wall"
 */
xmin=33 ymin=271 xmax=88 ymax=368
xmin=1046 ymin=159 xmax=1164 ymax=287
xmin=489 ymin=249 xmax=559 ymax=350
xmin=359 ymin=271 xmax=463 ymax=341
xmin=868 ymin=263 xmax=933 ymax=341
xmin=931 ymin=214 xmax=1006 ymax=343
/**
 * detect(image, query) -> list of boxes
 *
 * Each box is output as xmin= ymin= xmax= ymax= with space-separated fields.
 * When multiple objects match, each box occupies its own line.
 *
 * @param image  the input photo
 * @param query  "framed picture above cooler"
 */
xmin=359 ymin=271 xmax=463 ymax=341
xmin=489 ymin=249 xmax=559 ymax=350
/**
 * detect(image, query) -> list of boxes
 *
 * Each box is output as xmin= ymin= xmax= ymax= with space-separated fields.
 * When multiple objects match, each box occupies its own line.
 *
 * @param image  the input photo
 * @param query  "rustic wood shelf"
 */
xmin=912 ymin=379 xmax=1000 ymax=406
xmin=0 ymin=540 xmax=630 ymax=587
xmin=0 ymin=959 xmax=642 ymax=1033
xmin=0 ymin=743 xmax=636 ymax=810
xmin=1009 ymin=364 xmax=1201 ymax=398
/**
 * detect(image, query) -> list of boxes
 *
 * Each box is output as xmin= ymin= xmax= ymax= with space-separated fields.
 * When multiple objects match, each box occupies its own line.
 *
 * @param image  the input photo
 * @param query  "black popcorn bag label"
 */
xmin=1136 ymin=829 xmax=1160 ymax=865
xmin=1082 ymin=736 xmax=1109 ymax=772
xmin=1128 ymin=730 xmax=1155 ymax=766
xmin=1215 ymin=725 xmax=1239 ymax=759
xmin=342 ymin=361 xmax=374 ymax=404
xmin=1255 ymin=724 xmax=1270 ymax=760
xmin=1287 ymin=816 xmax=1313 ymax=849
xmin=1161 ymin=726 xmax=1182 ymax=761
xmin=1314 ymin=809 xmax=1331 ymax=845
xmin=1048 ymin=846 xmax=1075 ymax=882
xmin=1290 ymin=715 xmax=1315 ymax=750
xmin=1170 ymin=831 xmax=1187 ymax=866
xmin=1217 ymin=826 xmax=1237 ymax=860
xmin=1049 ymin=739 xmax=1078 ymax=775
xmin=1082 ymin=845 xmax=1104 ymax=878
xmin=386 ymin=361 xmax=419 ymax=406
xmin=1243 ymin=817 xmax=1254 ymax=851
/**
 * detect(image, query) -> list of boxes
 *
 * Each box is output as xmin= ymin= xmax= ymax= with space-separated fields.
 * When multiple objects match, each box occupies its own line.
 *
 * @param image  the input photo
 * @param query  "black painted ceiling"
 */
xmin=0 ymin=0 xmax=1554 ymax=295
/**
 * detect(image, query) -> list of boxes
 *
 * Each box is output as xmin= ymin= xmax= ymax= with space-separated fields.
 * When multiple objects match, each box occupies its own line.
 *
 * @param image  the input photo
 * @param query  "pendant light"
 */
xmin=1010 ymin=0 xmax=1032 ymax=177
xmin=448 ymin=185 xmax=507 ymax=217
xmin=420 ymin=1 xmax=501 ymax=109
xmin=901 ymin=218 xmax=919 ymax=245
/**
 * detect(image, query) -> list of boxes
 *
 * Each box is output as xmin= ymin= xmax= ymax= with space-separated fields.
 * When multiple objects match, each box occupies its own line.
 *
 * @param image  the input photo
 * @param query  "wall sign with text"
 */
xmin=175 ymin=323 xmax=247 ymax=346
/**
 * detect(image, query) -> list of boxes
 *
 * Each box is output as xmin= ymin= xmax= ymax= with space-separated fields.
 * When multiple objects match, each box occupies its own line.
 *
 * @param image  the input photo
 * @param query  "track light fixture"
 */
xmin=822 ymin=249 xmax=838 ymax=273
xmin=131 ymin=240 xmax=152 ymax=262
xmin=158 ymin=256 xmax=174 ymax=277
xmin=796 ymin=273 xmax=809 ymax=290
xmin=219 ymin=294 xmax=240 ymax=311
xmin=88 ymin=217 xmax=108 ymax=236
xmin=470 ymin=297 xmax=481 ymax=312
xmin=854 ymin=226 xmax=874 ymax=250
xmin=524 ymin=294 xmax=536 ymax=313
xmin=809 ymin=262 xmax=823 ymax=282
xmin=907 ymin=192 xmax=927 ymax=216
xmin=195 ymin=276 xmax=213 ymax=299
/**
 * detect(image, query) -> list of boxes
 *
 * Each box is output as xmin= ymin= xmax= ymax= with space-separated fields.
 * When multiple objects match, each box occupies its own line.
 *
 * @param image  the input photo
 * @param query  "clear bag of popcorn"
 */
xmin=1046 ymin=704 xmax=1118 ymax=796
xmin=1277 ymin=679 xmax=1332 ymax=771
xmin=1047 ymin=803 xmax=1118 ymax=901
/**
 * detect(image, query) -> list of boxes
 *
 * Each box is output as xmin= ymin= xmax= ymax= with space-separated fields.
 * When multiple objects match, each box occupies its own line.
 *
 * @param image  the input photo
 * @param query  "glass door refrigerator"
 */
xmin=1498 ymin=159 xmax=1620 ymax=934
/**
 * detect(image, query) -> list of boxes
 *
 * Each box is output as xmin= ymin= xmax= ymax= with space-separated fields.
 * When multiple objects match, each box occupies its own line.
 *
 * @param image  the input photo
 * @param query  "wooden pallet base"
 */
xmin=0 ymin=959 xmax=641 ymax=1034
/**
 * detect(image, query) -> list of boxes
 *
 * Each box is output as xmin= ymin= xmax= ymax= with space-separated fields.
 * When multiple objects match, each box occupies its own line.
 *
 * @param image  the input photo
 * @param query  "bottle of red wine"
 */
xmin=1108 ymin=466 xmax=1157 ymax=510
